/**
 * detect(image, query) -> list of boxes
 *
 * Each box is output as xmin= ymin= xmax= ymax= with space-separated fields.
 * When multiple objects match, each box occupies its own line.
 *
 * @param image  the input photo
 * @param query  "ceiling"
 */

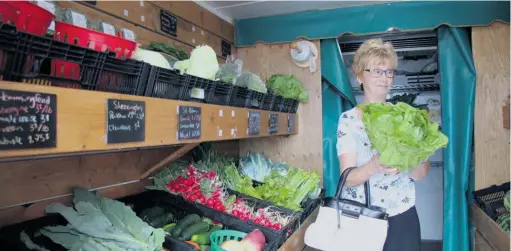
xmin=194 ymin=1 xmax=386 ymax=24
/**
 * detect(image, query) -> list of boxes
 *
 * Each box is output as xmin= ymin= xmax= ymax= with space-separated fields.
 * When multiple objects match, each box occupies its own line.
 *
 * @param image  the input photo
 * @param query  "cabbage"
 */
xmin=359 ymin=102 xmax=449 ymax=172
xmin=131 ymin=47 xmax=171 ymax=69
xmin=186 ymin=45 xmax=219 ymax=80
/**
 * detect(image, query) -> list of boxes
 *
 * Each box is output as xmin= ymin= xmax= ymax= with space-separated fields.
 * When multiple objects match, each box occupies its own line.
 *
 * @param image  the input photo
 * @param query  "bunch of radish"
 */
xmin=229 ymin=198 xmax=254 ymax=221
xmin=252 ymin=208 xmax=288 ymax=231
xmin=166 ymin=165 xmax=228 ymax=211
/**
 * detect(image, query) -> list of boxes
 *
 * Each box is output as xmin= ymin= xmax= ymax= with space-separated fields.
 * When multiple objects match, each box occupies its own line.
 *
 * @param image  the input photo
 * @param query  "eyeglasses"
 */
xmin=364 ymin=69 xmax=397 ymax=78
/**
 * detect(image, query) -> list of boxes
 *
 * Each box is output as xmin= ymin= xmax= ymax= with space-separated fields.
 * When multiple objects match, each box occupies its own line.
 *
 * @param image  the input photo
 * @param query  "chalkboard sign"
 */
xmin=247 ymin=111 xmax=260 ymax=135
xmin=178 ymin=106 xmax=201 ymax=140
xmin=221 ymin=40 xmax=232 ymax=57
xmin=106 ymin=99 xmax=145 ymax=144
xmin=0 ymin=89 xmax=57 ymax=150
xmin=288 ymin=114 xmax=295 ymax=133
xmin=160 ymin=10 xmax=177 ymax=37
xmin=269 ymin=113 xmax=278 ymax=134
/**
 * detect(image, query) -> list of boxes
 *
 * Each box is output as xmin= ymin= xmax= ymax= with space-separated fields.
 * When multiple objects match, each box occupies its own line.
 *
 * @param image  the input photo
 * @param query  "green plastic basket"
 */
xmin=210 ymin=230 xmax=247 ymax=251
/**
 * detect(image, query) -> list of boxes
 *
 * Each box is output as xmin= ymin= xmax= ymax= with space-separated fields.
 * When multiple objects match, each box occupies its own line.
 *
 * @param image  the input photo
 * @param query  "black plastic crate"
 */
xmin=0 ymin=192 xmax=195 ymax=251
xmin=0 ymin=24 xmax=18 ymax=80
xmin=151 ymin=191 xmax=280 ymax=251
xmin=228 ymin=188 xmax=323 ymax=225
xmin=95 ymin=55 xmax=150 ymax=96
xmin=288 ymin=99 xmax=299 ymax=113
xmin=474 ymin=182 xmax=510 ymax=221
xmin=249 ymin=91 xmax=266 ymax=109
xmin=2 ymin=24 xmax=106 ymax=90
xmin=230 ymin=86 xmax=252 ymax=108
xmin=145 ymin=66 xmax=188 ymax=100
xmin=184 ymin=74 xmax=217 ymax=103
xmin=261 ymin=93 xmax=276 ymax=111
xmin=272 ymin=95 xmax=286 ymax=112
xmin=207 ymin=81 xmax=234 ymax=106
xmin=282 ymin=98 xmax=299 ymax=113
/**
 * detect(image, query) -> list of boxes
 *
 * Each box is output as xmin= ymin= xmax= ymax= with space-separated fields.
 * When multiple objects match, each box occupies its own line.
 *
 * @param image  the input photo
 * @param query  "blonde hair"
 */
xmin=352 ymin=38 xmax=398 ymax=76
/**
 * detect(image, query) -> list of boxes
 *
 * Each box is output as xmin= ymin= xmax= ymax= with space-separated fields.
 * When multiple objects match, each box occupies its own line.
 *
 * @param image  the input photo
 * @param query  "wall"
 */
xmin=52 ymin=1 xmax=235 ymax=62
xmin=236 ymin=42 xmax=323 ymax=175
xmin=0 ymin=1 xmax=238 ymax=227
xmin=472 ymin=22 xmax=510 ymax=190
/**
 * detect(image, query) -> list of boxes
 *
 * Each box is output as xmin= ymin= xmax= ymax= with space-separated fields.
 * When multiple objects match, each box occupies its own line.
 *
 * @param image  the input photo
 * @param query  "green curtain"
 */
xmin=437 ymin=26 xmax=476 ymax=251
xmin=235 ymin=1 xmax=509 ymax=46
xmin=321 ymin=39 xmax=356 ymax=197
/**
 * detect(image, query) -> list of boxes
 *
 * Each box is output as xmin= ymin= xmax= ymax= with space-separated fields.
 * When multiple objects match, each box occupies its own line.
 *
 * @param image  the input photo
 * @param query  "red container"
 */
xmin=54 ymin=21 xmax=136 ymax=59
xmin=0 ymin=2 xmax=20 ymax=25
xmin=4 ymin=1 xmax=54 ymax=36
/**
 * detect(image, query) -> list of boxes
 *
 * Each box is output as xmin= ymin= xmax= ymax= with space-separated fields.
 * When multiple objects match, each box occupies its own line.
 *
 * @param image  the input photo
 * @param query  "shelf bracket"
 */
xmin=140 ymin=143 xmax=199 ymax=180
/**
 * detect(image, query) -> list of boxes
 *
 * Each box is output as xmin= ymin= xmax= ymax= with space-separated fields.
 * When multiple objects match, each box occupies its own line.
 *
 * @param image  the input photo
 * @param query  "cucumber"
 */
xmin=171 ymin=214 xmax=201 ymax=237
xmin=162 ymin=223 xmax=177 ymax=234
xmin=191 ymin=225 xmax=222 ymax=245
xmin=180 ymin=221 xmax=211 ymax=241
xmin=201 ymin=217 xmax=214 ymax=226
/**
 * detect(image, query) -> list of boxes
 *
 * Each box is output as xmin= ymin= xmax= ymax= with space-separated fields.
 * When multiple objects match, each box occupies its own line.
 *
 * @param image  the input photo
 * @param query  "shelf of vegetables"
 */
xmin=0 ymin=81 xmax=298 ymax=159
xmin=145 ymin=147 xmax=323 ymax=249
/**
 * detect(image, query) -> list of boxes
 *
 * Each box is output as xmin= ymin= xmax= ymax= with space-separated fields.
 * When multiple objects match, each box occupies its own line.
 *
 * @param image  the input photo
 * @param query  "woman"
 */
xmin=336 ymin=38 xmax=430 ymax=251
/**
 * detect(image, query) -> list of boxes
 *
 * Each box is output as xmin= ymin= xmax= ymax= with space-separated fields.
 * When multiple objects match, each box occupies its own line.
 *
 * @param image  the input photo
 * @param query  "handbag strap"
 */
xmin=334 ymin=167 xmax=372 ymax=207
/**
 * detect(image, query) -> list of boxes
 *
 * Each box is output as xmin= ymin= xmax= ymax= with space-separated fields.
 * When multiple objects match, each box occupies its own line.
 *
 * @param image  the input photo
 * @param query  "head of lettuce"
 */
xmin=358 ymin=102 xmax=449 ymax=172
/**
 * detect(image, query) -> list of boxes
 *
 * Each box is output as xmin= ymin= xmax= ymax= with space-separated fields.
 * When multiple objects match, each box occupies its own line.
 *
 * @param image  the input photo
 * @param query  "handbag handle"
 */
xmin=334 ymin=167 xmax=372 ymax=207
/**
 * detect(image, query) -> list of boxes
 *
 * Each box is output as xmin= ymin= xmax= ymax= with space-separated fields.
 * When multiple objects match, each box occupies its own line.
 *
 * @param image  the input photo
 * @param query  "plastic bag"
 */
xmin=216 ymin=56 xmax=243 ymax=84
xmin=234 ymin=71 xmax=268 ymax=93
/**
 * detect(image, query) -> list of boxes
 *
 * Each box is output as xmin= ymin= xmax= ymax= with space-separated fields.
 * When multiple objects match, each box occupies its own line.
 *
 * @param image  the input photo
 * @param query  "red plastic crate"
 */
xmin=53 ymin=21 xmax=136 ymax=80
xmin=4 ymin=1 xmax=54 ymax=36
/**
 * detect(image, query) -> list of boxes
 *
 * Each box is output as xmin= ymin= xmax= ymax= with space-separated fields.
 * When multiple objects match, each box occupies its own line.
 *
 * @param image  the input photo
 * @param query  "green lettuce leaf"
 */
xmin=358 ymin=102 xmax=448 ymax=172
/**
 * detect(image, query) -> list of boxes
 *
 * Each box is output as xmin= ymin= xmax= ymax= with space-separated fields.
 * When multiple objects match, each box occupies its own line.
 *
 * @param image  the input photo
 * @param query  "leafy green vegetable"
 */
xmin=220 ymin=162 xmax=262 ymax=199
xmin=234 ymin=72 xmax=267 ymax=93
xmin=358 ymin=102 xmax=449 ymax=172
xmin=240 ymin=152 xmax=273 ymax=182
xmin=141 ymin=42 xmax=189 ymax=61
xmin=255 ymin=167 xmax=321 ymax=211
xmin=40 ymin=188 xmax=165 ymax=251
xmin=267 ymin=74 xmax=308 ymax=103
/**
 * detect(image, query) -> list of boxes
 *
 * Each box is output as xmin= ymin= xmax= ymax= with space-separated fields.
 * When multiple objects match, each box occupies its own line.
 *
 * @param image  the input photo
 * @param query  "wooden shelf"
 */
xmin=0 ymin=81 xmax=298 ymax=159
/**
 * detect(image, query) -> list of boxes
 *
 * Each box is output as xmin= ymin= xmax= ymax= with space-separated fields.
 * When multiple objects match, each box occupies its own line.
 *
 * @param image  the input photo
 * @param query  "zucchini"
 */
xmin=148 ymin=213 xmax=174 ymax=228
xmin=180 ymin=221 xmax=210 ymax=241
xmin=190 ymin=225 xmax=222 ymax=245
xmin=171 ymin=214 xmax=201 ymax=237
xmin=139 ymin=206 xmax=166 ymax=221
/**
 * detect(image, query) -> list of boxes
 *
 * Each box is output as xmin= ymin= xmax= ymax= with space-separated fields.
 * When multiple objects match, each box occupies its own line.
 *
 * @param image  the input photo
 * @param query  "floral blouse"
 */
xmin=336 ymin=108 xmax=415 ymax=217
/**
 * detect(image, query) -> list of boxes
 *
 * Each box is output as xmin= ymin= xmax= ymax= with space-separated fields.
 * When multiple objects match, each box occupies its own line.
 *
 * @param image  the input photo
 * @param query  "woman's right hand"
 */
xmin=366 ymin=154 xmax=399 ymax=175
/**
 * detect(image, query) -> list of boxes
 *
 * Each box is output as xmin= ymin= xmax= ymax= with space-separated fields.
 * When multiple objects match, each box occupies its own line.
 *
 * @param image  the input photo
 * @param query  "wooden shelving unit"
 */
xmin=0 ymin=81 xmax=298 ymax=159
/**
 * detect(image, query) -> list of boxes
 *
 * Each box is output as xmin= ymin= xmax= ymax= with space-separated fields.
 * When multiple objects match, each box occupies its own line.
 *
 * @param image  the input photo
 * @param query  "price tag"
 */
xmin=102 ymin=23 xmax=116 ymax=36
xmin=71 ymin=11 xmax=87 ymax=28
xmin=0 ymin=89 xmax=57 ymax=150
xmin=247 ymin=111 xmax=260 ymax=136
xmin=106 ymin=99 xmax=145 ymax=144
xmin=269 ymin=113 xmax=278 ymax=134
xmin=288 ymin=114 xmax=295 ymax=133
xmin=121 ymin=28 xmax=136 ymax=41
xmin=178 ymin=106 xmax=201 ymax=140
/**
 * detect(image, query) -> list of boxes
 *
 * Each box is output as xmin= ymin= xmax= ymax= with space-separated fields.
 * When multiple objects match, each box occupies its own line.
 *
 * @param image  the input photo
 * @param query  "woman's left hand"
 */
xmin=409 ymin=161 xmax=430 ymax=181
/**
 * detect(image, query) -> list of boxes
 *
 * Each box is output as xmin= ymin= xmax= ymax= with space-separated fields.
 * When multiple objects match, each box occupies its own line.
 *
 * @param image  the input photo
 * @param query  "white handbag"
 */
xmin=304 ymin=167 xmax=389 ymax=251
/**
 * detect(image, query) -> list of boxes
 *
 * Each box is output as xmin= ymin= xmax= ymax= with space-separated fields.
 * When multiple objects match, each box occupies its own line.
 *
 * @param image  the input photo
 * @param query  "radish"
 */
xmin=240 ymin=229 xmax=266 ymax=251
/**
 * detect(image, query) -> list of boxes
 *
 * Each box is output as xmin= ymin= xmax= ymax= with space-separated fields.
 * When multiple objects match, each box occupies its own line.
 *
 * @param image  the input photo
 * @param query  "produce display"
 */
xmin=358 ymin=102 xmax=449 ymax=172
xmin=239 ymin=152 xmax=321 ymax=211
xmin=174 ymin=45 xmax=219 ymax=81
xmin=267 ymin=74 xmax=308 ymax=103
xmin=496 ymin=190 xmax=511 ymax=233
xmin=146 ymin=151 xmax=296 ymax=231
xmin=22 ymin=188 xmax=165 ymax=251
